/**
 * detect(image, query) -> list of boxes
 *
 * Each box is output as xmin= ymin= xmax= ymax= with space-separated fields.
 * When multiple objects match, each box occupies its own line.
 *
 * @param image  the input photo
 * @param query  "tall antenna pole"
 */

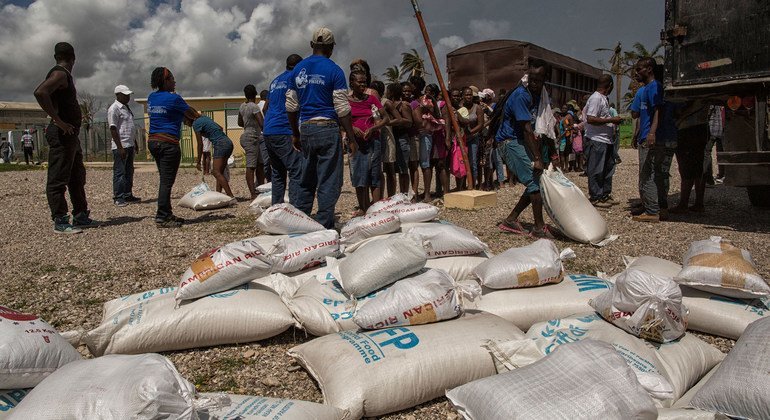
xmin=409 ymin=0 xmax=474 ymax=189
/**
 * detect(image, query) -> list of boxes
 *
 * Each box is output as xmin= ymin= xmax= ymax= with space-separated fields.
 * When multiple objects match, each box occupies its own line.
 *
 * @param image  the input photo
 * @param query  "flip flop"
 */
xmin=530 ymin=225 xmax=556 ymax=240
xmin=498 ymin=220 xmax=528 ymax=236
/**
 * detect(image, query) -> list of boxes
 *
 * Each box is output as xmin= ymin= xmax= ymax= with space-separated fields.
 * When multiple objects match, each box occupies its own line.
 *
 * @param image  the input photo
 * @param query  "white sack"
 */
xmin=83 ymin=282 xmax=294 ymax=356
xmin=179 ymin=182 xmax=236 ymax=210
xmin=353 ymin=269 xmax=479 ymax=329
xmin=0 ymin=306 xmax=80 ymax=389
xmin=691 ymin=317 xmax=770 ymax=420
xmin=675 ymin=236 xmax=769 ymax=299
xmin=657 ymin=408 xmax=726 ymax=420
xmin=540 ymin=165 xmax=616 ymax=246
xmin=472 ymin=239 xmax=573 ymax=289
xmin=256 ymin=182 xmax=272 ymax=193
xmin=0 ymin=389 xmax=29 ymax=419
xmin=249 ymin=191 xmax=290 ymax=214
xmin=406 ymin=223 xmax=488 ymax=258
xmin=672 ymin=362 xmax=719 ymax=409
xmin=621 ymin=255 xmax=768 ymax=339
xmin=424 ymin=254 xmax=490 ymax=282
xmin=196 ymin=393 xmax=347 ymax=420
xmin=176 ymin=238 xmax=272 ymax=303
xmin=447 ymin=340 xmax=657 ymax=420
xmin=465 ymin=273 xmax=611 ymax=330
xmin=256 ymin=203 xmax=324 ymax=234
xmin=336 ymin=233 xmax=427 ymax=297
xmin=591 ymin=269 xmax=688 ymax=343
xmin=9 ymin=354 xmax=195 ymax=420
xmin=339 ymin=212 xmax=400 ymax=246
xmin=486 ymin=313 xmax=724 ymax=405
xmin=387 ymin=202 xmax=439 ymax=223
xmin=288 ymin=311 xmax=524 ymax=419
xmin=268 ymin=230 xmax=340 ymax=274
xmin=366 ymin=193 xmax=410 ymax=214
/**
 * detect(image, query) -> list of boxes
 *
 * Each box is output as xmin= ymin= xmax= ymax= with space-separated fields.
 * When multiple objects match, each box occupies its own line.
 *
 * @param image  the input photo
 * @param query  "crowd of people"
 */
xmin=31 ymin=29 xmax=726 ymax=235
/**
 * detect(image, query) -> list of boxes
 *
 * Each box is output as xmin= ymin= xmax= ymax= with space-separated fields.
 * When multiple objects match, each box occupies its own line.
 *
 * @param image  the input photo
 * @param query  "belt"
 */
xmin=302 ymin=119 xmax=338 ymax=126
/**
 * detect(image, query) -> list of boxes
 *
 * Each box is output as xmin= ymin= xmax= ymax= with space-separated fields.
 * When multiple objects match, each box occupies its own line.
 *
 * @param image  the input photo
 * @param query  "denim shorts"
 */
xmin=212 ymin=138 xmax=234 ymax=159
xmin=350 ymin=136 xmax=382 ymax=188
xmin=501 ymin=139 xmax=540 ymax=194
xmin=418 ymin=132 xmax=433 ymax=169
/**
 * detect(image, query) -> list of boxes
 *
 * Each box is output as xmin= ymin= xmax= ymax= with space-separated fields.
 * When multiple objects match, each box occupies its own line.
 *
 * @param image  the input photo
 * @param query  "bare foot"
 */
xmin=422 ymin=195 xmax=433 ymax=203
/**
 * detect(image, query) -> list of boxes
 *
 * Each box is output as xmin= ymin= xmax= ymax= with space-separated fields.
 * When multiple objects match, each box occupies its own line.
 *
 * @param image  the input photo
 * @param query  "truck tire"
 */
xmin=747 ymin=186 xmax=770 ymax=207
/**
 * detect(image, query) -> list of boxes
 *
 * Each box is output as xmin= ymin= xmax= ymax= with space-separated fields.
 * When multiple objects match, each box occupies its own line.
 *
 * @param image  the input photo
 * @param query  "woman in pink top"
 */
xmin=348 ymin=70 xmax=387 ymax=215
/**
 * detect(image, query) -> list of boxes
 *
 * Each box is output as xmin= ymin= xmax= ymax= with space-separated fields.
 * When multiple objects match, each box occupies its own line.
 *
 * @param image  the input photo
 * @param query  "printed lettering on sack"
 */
xmin=324 ymin=280 xmax=384 ymax=321
xmin=180 ymin=247 xmax=266 ymax=288
xmin=709 ymin=295 xmax=767 ymax=315
xmin=0 ymin=389 xmax=28 ymax=412
xmin=219 ymin=396 xmax=298 ymax=418
xmin=338 ymin=327 xmax=420 ymax=363
xmin=568 ymin=274 xmax=610 ymax=292
xmin=120 ymin=287 xmax=176 ymax=302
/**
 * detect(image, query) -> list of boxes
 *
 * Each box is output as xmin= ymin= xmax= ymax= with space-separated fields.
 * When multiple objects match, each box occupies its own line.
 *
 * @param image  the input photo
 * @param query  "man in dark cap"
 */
xmin=34 ymin=42 xmax=95 ymax=234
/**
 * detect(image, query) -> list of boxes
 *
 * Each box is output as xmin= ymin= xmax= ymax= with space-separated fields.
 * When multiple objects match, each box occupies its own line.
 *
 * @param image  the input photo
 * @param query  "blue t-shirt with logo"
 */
xmin=287 ymin=55 xmax=347 ymax=123
xmin=263 ymin=70 xmax=293 ymax=136
xmin=147 ymin=91 xmax=190 ymax=139
xmin=192 ymin=115 xmax=228 ymax=144
xmin=632 ymin=79 xmax=663 ymax=142
xmin=495 ymin=84 xmax=539 ymax=143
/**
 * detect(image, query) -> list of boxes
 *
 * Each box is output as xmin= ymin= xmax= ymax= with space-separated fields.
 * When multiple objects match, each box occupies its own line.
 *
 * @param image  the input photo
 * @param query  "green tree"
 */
xmin=400 ymin=48 xmax=430 ymax=78
xmin=595 ymin=42 xmax=624 ymax=110
xmin=596 ymin=42 xmax=664 ymax=109
xmin=383 ymin=65 xmax=402 ymax=83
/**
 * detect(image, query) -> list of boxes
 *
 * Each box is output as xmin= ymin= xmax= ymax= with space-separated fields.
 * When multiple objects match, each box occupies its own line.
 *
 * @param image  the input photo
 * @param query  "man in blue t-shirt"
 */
xmin=264 ymin=54 xmax=303 ymax=206
xmin=629 ymin=57 xmax=665 ymax=222
xmin=496 ymin=59 xmax=554 ymax=239
xmin=285 ymin=28 xmax=357 ymax=228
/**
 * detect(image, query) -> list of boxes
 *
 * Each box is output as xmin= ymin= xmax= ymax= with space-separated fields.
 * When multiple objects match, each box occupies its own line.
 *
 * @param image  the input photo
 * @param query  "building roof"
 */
xmin=448 ymin=39 xmax=603 ymax=77
xmin=0 ymin=102 xmax=44 ymax=111
xmin=135 ymin=95 xmax=244 ymax=104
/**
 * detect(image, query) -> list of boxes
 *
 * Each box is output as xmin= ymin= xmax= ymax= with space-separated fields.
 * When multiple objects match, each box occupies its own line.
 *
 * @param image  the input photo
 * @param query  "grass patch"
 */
xmin=619 ymin=120 xmax=634 ymax=148
xmin=0 ymin=164 xmax=44 ymax=172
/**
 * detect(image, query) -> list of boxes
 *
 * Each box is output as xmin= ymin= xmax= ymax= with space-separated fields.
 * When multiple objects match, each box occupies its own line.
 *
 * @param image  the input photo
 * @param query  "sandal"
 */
xmin=530 ymin=225 xmax=556 ymax=240
xmin=498 ymin=220 xmax=528 ymax=236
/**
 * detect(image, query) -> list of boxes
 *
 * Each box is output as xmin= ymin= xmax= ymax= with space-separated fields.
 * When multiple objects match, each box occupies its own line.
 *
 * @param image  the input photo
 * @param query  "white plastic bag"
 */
xmin=83 ymin=282 xmax=294 ymax=356
xmin=465 ymin=274 xmax=611 ymax=331
xmin=366 ymin=193 xmax=410 ymax=214
xmin=447 ymin=340 xmax=658 ymax=420
xmin=424 ymin=254 xmax=490 ymax=282
xmin=175 ymin=238 xmax=272 ymax=303
xmin=675 ymin=236 xmax=769 ymax=299
xmin=591 ymin=268 xmax=688 ymax=343
xmin=268 ymin=230 xmax=340 ymax=274
xmin=195 ymin=393 xmax=348 ymax=420
xmin=406 ymin=223 xmax=488 ymax=258
xmin=690 ymin=317 xmax=770 ymax=420
xmin=288 ymin=311 xmax=524 ymax=419
xmin=472 ymin=239 xmax=574 ymax=289
xmin=256 ymin=203 xmax=324 ymax=234
xmin=9 ymin=354 xmax=196 ymax=420
xmin=540 ymin=165 xmax=617 ymax=246
xmin=387 ymin=202 xmax=439 ymax=223
xmin=336 ymin=233 xmax=427 ymax=297
xmin=179 ymin=182 xmax=236 ymax=210
xmin=353 ymin=269 xmax=480 ymax=329
xmin=486 ymin=313 xmax=725 ymax=405
xmin=0 ymin=306 xmax=81 ymax=389
xmin=340 ymin=212 xmax=400 ymax=246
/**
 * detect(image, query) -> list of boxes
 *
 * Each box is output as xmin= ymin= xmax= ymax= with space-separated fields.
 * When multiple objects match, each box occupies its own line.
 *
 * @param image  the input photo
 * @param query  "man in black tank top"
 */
xmin=34 ymin=42 xmax=93 ymax=234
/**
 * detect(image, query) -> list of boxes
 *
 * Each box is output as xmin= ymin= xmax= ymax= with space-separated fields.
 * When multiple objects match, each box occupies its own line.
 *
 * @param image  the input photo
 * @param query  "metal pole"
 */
xmin=409 ymin=0 xmax=474 ymax=189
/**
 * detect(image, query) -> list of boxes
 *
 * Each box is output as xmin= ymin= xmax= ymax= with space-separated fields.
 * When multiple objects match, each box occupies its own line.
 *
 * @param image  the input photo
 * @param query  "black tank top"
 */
xmin=46 ymin=65 xmax=81 ymax=127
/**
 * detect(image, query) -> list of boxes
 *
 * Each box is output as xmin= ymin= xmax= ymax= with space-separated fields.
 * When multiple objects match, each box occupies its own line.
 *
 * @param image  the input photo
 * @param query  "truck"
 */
xmin=662 ymin=0 xmax=770 ymax=206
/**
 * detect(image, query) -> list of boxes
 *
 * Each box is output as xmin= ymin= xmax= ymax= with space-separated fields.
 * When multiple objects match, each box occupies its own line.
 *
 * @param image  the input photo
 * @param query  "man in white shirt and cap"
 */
xmin=107 ymin=84 xmax=140 ymax=207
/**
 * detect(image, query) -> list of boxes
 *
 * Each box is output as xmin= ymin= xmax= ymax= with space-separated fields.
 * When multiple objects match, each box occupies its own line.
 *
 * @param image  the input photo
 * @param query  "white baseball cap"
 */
xmin=311 ymin=27 xmax=335 ymax=46
xmin=114 ymin=85 xmax=133 ymax=95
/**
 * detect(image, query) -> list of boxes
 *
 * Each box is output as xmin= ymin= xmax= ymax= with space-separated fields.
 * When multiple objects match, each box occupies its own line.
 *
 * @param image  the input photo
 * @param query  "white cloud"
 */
xmin=468 ymin=19 xmax=511 ymax=41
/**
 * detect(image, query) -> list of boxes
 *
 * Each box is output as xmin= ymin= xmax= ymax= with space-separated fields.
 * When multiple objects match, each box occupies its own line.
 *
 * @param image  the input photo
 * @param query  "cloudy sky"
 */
xmin=0 ymin=0 xmax=663 ymax=116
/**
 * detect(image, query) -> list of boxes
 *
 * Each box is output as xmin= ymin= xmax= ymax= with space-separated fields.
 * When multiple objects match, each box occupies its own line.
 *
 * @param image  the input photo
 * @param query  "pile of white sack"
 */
xmin=178 ymin=182 xmax=236 ymax=211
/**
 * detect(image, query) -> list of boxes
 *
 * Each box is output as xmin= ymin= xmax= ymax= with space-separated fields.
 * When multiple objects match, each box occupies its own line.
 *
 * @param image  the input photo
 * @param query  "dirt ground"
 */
xmin=1 ymin=147 xmax=768 ymax=418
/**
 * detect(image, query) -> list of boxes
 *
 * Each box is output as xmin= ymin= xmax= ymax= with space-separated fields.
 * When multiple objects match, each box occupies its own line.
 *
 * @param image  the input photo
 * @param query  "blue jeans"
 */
xmin=638 ymin=146 xmax=658 ymax=215
xmin=418 ymin=132 xmax=433 ymax=169
xmin=586 ymin=139 xmax=615 ymax=201
xmin=296 ymin=123 xmax=343 ymax=229
xmin=493 ymin=146 xmax=506 ymax=182
xmin=149 ymin=141 xmax=181 ymax=221
xmin=212 ymin=138 xmax=233 ymax=159
xmin=350 ymin=136 xmax=382 ymax=188
xmin=112 ymin=146 xmax=135 ymax=201
xmin=259 ymin=136 xmax=272 ymax=182
xmin=467 ymin=134 xmax=479 ymax=182
xmin=265 ymin=134 xmax=303 ymax=205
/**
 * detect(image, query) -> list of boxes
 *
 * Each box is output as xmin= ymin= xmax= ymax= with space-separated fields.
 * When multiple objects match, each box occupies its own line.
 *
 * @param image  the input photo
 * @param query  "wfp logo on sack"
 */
xmin=340 ymin=327 xmax=420 ymax=364
xmin=567 ymin=274 xmax=610 ymax=292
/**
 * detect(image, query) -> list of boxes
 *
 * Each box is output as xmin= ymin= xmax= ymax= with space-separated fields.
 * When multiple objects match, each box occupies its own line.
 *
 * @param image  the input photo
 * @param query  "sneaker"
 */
xmin=114 ymin=200 xmax=128 ymax=207
xmin=615 ymin=157 xmax=623 ymax=164
xmin=632 ymin=213 xmax=660 ymax=223
xmin=53 ymin=217 xmax=82 ymax=234
xmin=629 ymin=207 xmax=645 ymax=216
xmin=125 ymin=195 xmax=141 ymax=202
xmin=156 ymin=218 xmax=183 ymax=228
xmin=714 ymin=176 xmax=725 ymax=185
xmin=591 ymin=199 xmax=612 ymax=208
xmin=602 ymin=195 xmax=619 ymax=206
xmin=73 ymin=210 xmax=100 ymax=228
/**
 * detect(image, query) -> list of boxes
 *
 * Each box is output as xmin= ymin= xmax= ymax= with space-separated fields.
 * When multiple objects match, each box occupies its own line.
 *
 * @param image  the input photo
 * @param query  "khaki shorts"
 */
xmin=381 ymin=127 xmax=397 ymax=164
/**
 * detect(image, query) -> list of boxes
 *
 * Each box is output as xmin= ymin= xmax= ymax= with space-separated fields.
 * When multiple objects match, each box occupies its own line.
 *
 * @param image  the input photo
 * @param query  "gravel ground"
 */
xmin=1 ymin=147 xmax=767 ymax=418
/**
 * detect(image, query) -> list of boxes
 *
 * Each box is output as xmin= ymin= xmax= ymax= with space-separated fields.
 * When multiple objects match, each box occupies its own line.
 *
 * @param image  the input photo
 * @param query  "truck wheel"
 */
xmin=747 ymin=186 xmax=770 ymax=207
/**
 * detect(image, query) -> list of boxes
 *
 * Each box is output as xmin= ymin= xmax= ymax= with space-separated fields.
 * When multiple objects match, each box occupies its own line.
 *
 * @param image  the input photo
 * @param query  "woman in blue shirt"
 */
xmin=147 ymin=67 xmax=198 ymax=228
xmin=185 ymin=114 xmax=234 ymax=197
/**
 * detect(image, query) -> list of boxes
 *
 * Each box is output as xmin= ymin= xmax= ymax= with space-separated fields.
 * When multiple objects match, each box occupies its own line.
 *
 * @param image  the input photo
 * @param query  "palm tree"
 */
xmin=595 ymin=42 xmax=624 ymax=109
xmin=400 ymin=48 xmax=430 ymax=78
xmin=383 ymin=65 xmax=402 ymax=84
